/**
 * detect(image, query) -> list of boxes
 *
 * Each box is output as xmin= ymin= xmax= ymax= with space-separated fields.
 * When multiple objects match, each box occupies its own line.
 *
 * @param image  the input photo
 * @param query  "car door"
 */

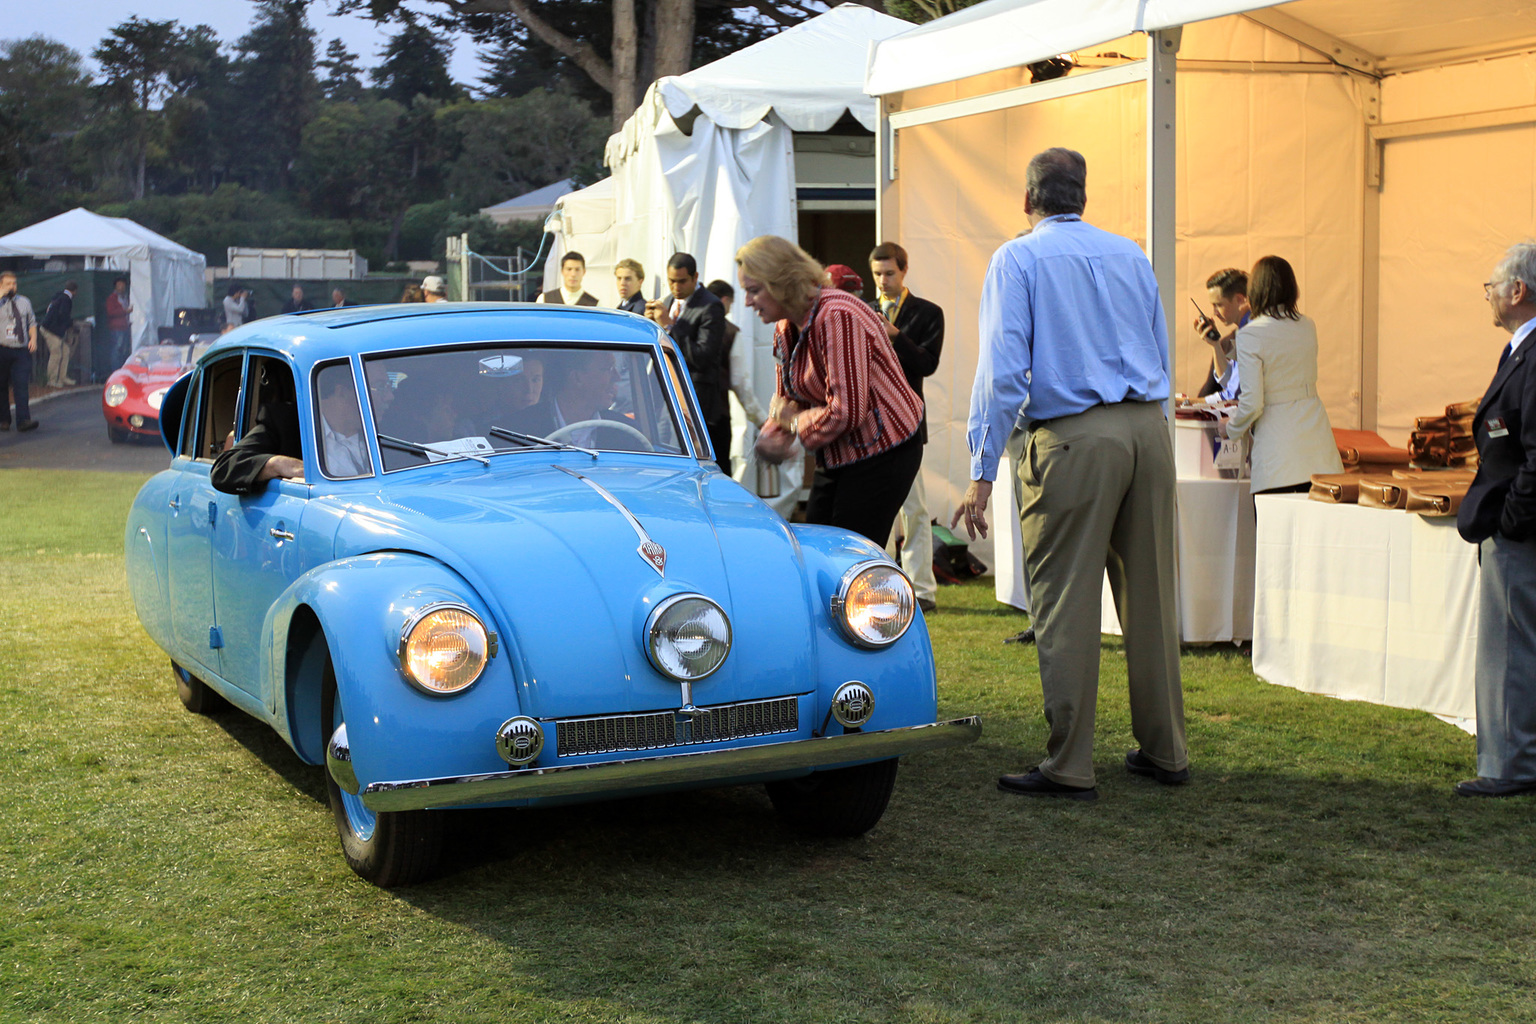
xmin=210 ymin=352 xmax=311 ymax=703
xmin=166 ymin=351 xmax=245 ymax=682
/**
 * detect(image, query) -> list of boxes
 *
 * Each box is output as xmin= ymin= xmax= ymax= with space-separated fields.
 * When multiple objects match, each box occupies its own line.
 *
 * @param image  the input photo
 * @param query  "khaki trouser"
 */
xmin=1016 ymin=400 xmax=1187 ymax=787
xmin=42 ymin=327 xmax=73 ymax=386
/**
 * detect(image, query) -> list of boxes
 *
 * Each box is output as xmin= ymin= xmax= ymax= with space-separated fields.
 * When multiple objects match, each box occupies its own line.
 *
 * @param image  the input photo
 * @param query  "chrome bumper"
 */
xmin=329 ymin=717 xmax=982 ymax=813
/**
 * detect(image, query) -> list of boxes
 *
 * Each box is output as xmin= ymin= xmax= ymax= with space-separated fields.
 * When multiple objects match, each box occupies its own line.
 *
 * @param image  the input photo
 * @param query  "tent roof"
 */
xmin=0 ymin=207 xmax=202 ymax=262
xmin=482 ymin=178 xmax=577 ymax=213
xmin=656 ymin=3 xmax=912 ymax=133
xmin=865 ymin=0 xmax=1536 ymax=95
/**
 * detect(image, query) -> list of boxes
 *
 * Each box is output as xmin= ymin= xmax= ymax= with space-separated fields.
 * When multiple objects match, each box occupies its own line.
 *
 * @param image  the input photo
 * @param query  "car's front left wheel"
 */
xmin=766 ymin=758 xmax=899 ymax=837
xmin=322 ymin=661 xmax=444 ymax=886
xmin=172 ymin=661 xmax=228 ymax=714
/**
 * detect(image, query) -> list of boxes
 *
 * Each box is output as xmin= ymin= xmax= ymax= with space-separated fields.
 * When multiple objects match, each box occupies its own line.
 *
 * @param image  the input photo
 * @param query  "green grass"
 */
xmin=2 ymin=468 xmax=1532 ymax=1023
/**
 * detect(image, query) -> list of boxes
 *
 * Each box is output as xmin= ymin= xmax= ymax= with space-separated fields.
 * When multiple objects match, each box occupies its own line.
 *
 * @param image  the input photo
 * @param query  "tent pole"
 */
xmin=1147 ymin=28 xmax=1181 ymax=427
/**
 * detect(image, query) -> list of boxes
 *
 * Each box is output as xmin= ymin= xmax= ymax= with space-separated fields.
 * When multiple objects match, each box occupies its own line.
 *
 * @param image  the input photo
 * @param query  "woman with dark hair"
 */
xmin=736 ymin=234 xmax=924 ymax=545
xmin=1225 ymin=255 xmax=1342 ymax=493
xmin=223 ymin=283 xmax=250 ymax=328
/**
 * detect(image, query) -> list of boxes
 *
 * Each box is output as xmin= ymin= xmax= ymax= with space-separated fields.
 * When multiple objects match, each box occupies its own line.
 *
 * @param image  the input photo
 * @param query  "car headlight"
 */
xmin=148 ymin=388 xmax=167 ymax=411
xmin=105 ymin=383 xmax=128 ymax=407
xmin=832 ymin=561 xmax=915 ymax=648
xmin=646 ymin=594 xmax=731 ymax=681
xmin=397 ymin=604 xmax=496 ymax=694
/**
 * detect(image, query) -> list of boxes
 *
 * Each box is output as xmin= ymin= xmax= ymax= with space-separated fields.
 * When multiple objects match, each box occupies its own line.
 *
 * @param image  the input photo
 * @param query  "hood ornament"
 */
xmin=555 ymin=465 xmax=666 ymax=577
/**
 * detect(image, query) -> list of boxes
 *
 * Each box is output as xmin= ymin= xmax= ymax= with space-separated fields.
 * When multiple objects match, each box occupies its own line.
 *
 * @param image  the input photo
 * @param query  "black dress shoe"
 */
xmin=997 ymin=768 xmax=1097 ymax=801
xmin=15 ymin=419 xmax=37 ymax=432
xmin=1455 ymin=777 xmax=1536 ymax=798
xmin=1126 ymin=748 xmax=1190 ymax=785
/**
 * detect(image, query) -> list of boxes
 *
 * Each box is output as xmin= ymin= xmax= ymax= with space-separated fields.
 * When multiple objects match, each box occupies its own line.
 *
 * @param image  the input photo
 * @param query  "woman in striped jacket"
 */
xmin=736 ymin=234 xmax=924 ymax=546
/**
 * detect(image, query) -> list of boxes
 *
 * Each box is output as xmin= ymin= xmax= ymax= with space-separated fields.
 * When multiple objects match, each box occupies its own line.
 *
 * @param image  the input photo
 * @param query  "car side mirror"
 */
xmin=160 ymin=374 xmax=192 ymax=455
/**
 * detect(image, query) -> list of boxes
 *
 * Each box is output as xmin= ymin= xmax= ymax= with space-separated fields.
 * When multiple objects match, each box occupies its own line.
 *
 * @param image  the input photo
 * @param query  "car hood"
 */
xmin=328 ymin=459 xmax=821 ymax=719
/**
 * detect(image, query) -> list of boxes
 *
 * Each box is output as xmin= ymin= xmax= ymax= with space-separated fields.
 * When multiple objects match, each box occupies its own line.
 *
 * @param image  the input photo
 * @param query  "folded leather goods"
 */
xmin=1309 ymin=472 xmax=1362 ymax=503
xmin=1333 ymin=428 xmax=1412 ymax=467
xmin=1450 ymin=434 xmax=1477 ymax=456
xmin=1446 ymin=398 xmax=1480 ymax=419
xmin=1358 ymin=476 xmax=1409 ymax=509
xmin=1449 ymin=414 xmax=1475 ymax=437
xmin=1416 ymin=415 xmax=1449 ymax=431
xmin=1405 ymin=479 xmax=1471 ymax=516
xmin=1392 ymin=468 xmax=1475 ymax=483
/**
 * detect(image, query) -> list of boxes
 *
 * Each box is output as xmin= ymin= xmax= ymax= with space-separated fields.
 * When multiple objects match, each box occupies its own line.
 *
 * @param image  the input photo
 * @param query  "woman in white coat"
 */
xmin=1225 ymin=255 xmax=1343 ymax=493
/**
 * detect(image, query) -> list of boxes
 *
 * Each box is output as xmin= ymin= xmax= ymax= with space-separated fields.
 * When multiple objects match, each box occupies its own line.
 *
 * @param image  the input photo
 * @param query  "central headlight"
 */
xmin=398 ymin=604 xmax=494 ymax=694
xmin=147 ymin=388 xmax=167 ymax=411
xmin=832 ymin=561 xmax=915 ymax=648
xmin=105 ymin=383 xmax=128 ymax=407
xmin=646 ymin=594 xmax=731 ymax=681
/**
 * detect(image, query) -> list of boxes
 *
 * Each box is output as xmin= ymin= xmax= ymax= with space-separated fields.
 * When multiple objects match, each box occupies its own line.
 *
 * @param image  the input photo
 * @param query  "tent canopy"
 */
xmin=0 ymin=207 xmax=206 ymax=350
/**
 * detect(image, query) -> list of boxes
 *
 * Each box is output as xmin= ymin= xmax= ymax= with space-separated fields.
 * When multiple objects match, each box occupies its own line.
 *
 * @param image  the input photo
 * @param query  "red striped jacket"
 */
xmin=774 ymin=288 xmax=923 ymax=469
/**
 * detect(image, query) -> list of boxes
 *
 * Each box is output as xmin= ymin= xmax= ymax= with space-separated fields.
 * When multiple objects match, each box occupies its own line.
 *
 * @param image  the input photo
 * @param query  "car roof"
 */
xmin=198 ymin=302 xmax=666 ymax=371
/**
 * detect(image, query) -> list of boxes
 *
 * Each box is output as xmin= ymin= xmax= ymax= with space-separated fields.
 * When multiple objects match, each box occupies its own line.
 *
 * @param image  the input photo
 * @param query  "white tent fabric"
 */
xmin=0 ymin=207 xmax=206 ymax=350
xmin=865 ymin=0 xmax=1536 ymax=571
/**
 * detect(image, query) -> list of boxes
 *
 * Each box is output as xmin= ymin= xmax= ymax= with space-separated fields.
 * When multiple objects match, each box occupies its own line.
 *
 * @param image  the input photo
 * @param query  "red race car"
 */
xmin=103 ymin=340 xmax=212 ymax=443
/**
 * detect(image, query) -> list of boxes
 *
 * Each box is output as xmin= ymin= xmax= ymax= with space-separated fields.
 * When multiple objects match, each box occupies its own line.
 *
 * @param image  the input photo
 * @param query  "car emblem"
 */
xmin=555 ymin=465 xmax=667 ymax=577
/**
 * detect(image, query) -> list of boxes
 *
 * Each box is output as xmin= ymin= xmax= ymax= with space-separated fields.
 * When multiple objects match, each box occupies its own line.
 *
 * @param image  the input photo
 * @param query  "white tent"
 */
xmin=865 ymin=0 xmax=1536 ymax=563
xmin=553 ymin=3 xmax=914 ymax=416
xmin=0 ymin=207 xmax=206 ymax=351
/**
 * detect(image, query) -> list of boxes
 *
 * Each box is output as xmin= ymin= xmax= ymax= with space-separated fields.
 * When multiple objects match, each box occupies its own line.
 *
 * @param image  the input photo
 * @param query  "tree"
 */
xmin=318 ymin=39 xmax=365 ymax=101
xmin=372 ymin=20 xmax=461 ymax=104
xmin=435 ymin=90 xmax=606 ymax=211
xmin=881 ymin=0 xmax=982 ymax=23
xmin=227 ymin=0 xmax=320 ymax=192
xmin=94 ymin=17 xmax=214 ymax=198
xmin=0 ymin=37 xmax=94 ymax=203
xmin=341 ymin=0 xmax=825 ymax=130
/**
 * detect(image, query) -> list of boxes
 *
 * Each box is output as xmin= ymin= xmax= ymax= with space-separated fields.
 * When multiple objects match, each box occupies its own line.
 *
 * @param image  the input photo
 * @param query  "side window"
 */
xmin=237 ymin=355 xmax=302 ymax=461
xmin=663 ymin=347 xmax=709 ymax=458
xmin=192 ymin=355 xmax=244 ymax=461
xmin=313 ymin=361 xmax=372 ymax=479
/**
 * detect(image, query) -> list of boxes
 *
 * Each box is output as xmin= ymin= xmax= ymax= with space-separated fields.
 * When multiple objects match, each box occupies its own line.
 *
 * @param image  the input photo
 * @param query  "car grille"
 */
xmin=555 ymin=695 xmax=800 ymax=757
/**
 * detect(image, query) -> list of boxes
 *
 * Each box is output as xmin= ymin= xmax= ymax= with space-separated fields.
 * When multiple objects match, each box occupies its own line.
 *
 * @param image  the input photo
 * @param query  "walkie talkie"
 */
xmin=1190 ymin=297 xmax=1221 ymax=342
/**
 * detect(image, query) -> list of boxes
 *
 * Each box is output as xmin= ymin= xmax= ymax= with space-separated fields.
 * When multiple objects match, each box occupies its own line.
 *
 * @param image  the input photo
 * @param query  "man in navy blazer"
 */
xmin=647 ymin=252 xmax=730 ymax=474
xmin=1456 ymin=242 xmax=1536 ymax=797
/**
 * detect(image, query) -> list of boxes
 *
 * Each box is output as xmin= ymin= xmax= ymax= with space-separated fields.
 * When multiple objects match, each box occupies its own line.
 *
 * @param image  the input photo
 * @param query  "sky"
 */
xmin=2 ymin=0 xmax=488 ymax=89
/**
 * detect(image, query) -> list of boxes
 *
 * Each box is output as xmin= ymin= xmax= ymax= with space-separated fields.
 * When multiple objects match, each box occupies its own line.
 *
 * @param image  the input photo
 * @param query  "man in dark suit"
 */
xmin=1456 ymin=242 xmax=1536 ymax=797
xmin=282 ymin=286 xmax=310 ymax=314
xmin=508 ymin=349 xmax=632 ymax=449
xmin=211 ymin=365 xmax=304 ymax=494
xmin=647 ymin=252 xmax=730 ymax=474
xmin=538 ymin=252 xmax=599 ymax=306
xmin=615 ymin=258 xmax=647 ymax=315
xmin=869 ymin=242 xmax=944 ymax=612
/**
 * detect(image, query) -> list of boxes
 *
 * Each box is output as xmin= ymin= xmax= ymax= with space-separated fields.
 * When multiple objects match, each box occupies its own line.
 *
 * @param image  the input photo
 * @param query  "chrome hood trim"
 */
xmin=554 ymin=464 xmax=666 ymax=576
xmin=350 ymin=716 xmax=983 ymax=812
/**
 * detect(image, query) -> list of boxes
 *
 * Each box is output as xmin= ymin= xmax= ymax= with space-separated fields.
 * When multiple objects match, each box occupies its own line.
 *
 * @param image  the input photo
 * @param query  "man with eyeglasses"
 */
xmin=0 ymin=271 xmax=39 ymax=432
xmin=1456 ymin=245 xmax=1536 ymax=797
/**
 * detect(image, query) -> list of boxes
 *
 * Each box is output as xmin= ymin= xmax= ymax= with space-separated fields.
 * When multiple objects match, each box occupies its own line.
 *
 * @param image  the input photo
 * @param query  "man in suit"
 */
xmin=647 ymin=252 xmax=730 ymax=474
xmin=212 ymin=364 xmax=304 ymax=494
xmin=538 ymin=252 xmax=599 ymax=306
xmin=1193 ymin=268 xmax=1249 ymax=399
xmin=282 ymin=286 xmax=309 ymax=314
xmin=870 ymin=242 xmax=944 ymax=612
xmin=0 ymin=271 xmax=39 ymax=432
xmin=509 ymin=349 xmax=630 ymax=447
xmin=1455 ymin=242 xmax=1536 ymax=797
xmin=615 ymin=258 xmax=647 ymax=315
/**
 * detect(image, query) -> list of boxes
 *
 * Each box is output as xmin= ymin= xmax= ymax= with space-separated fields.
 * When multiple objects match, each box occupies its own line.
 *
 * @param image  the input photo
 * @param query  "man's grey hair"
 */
xmin=1026 ymin=147 xmax=1087 ymax=217
xmin=1496 ymin=242 xmax=1536 ymax=294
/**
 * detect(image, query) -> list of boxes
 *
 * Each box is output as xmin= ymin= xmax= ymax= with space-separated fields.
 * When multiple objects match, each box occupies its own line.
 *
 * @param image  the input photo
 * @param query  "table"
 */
xmin=991 ymin=449 xmax=1256 ymax=643
xmin=1251 ymin=495 xmax=1479 ymax=721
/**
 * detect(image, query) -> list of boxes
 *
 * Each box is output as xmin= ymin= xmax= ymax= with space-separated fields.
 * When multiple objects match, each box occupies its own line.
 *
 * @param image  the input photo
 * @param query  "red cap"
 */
xmin=825 ymin=264 xmax=863 ymax=293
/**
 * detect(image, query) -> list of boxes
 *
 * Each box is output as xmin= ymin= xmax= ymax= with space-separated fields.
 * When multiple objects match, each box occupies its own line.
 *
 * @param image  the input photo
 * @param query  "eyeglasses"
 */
xmin=1484 ymin=281 xmax=1501 ymax=297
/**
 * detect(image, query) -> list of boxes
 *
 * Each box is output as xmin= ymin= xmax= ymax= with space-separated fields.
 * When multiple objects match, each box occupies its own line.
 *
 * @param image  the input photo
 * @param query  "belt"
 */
xmin=1266 ymin=383 xmax=1316 ymax=404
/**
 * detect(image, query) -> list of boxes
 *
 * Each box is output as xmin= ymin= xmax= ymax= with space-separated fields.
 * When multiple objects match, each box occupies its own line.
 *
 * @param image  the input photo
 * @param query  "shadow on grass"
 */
xmin=205 ymin=703 xmax=329 ymax=807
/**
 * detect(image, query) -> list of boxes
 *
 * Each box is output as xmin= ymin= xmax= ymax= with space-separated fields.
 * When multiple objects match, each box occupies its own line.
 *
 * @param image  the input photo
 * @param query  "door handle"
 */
xmin=269 ymin=527 xmax=295 ymax=541
xmin=168 ymin=495 xmax=180 ymax=510
xmin=208 ymin=501 xmax=217 ymax=527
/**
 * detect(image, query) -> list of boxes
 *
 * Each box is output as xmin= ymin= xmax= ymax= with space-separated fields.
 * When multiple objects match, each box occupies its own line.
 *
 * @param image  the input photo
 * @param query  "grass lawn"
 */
xmin=2 ymin=468 xmax=1532 ymax=1023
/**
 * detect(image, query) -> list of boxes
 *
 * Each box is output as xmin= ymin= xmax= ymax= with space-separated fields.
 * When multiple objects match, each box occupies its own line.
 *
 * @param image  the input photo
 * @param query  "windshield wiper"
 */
xmin=377 ymin=433 xmax=491 ymax=466
xmin=488 ymin=426 xmax=598 ymax=459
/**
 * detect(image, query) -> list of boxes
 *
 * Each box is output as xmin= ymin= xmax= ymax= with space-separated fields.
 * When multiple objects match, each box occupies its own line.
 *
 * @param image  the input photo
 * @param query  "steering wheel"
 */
xmin=546 ymin=418 xmax=655 ymax=452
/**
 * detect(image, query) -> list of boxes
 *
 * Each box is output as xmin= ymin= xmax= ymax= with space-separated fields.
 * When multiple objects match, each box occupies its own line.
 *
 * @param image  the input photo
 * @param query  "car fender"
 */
xmin=124 ymin=469 xmax=179 ymax=654
xmin=267 ymin=551 xmax=522 ymax=789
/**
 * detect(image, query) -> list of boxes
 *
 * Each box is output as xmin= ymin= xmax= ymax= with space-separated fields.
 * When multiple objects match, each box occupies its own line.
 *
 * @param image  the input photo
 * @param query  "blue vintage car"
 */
xmin=125 ymin=303 xmax=980 ymax=884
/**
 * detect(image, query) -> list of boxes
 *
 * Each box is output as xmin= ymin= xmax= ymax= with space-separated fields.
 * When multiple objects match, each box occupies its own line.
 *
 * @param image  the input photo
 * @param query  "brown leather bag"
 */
xmin=1405 ymin=479 xmax=1471 ymax=516
xmin=1309 ymin=473 xmax=1362 ymax=503
xmin=1415 ymin=415 xmax=1449 ymax=431
xmin=1358 ymin=476 xmax=1409 ymax=509
xmin=1334 ymin=428 xmax=1411 ymax=467
xmin=1445 ymin=398 xmax=1480 ymax=419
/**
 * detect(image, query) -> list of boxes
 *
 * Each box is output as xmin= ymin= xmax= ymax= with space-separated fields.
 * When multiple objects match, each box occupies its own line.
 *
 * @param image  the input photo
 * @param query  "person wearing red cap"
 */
xmin=825 ymin=264 xmax=864 ymax=295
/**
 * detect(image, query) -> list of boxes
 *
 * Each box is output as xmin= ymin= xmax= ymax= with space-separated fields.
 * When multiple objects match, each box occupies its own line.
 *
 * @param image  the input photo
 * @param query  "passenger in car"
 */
xmin=211 ymin=369 xmax=304 ymax=494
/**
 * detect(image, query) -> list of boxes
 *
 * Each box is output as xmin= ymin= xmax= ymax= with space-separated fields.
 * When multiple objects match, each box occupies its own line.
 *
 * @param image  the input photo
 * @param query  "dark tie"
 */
xmin=1498 ymin=343 xmax=1513 ymax=371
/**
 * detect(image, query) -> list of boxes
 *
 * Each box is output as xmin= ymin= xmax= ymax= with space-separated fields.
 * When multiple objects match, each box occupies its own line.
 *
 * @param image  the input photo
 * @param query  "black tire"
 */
xmin=172 ymin=661 xmax=228 ymax=714
xmin=766 ymin=758 xmax=899 ymax=837
xmin=108 ymin=425 xmax=129 ymax=444
xmin=322 ymin=661 xmax=444 ymax=886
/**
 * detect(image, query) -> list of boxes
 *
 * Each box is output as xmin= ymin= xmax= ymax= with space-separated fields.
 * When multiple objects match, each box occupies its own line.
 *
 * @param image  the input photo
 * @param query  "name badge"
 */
xmin=1487 ymin=416 xmax=1510 ymax=439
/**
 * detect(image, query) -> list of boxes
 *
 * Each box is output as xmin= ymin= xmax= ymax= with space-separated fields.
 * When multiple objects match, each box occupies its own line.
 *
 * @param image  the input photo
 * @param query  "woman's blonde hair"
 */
xmin=735 ymin=235 xmax=823 ymax=318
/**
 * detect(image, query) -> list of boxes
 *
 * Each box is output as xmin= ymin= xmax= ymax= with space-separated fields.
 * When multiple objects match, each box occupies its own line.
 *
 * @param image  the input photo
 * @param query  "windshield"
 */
xmin=363 ymin=344 xmax=690 ymax=471
xmin=128 ymin=344 xmax=197 ymax=370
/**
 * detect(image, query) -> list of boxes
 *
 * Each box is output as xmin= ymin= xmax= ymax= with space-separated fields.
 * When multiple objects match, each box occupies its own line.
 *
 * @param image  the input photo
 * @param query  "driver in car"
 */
xmin=509 ymin=350 xmax=631 ymax=448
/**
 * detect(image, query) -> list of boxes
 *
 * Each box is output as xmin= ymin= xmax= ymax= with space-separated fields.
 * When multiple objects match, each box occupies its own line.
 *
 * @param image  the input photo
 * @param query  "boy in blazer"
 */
xmin=1456 ymin=243 xmax=1536 ymax=797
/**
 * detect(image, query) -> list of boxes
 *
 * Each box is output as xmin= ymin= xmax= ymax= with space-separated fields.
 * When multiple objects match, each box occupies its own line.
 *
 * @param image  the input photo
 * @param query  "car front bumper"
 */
xmin=330 ymin=716 xmax=983 ymax=812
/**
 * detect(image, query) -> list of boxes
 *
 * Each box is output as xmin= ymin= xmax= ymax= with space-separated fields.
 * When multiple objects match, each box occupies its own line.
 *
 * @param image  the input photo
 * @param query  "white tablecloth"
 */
xmin=991 ymin=451 xmax=1256 ymax=643
xmin=1251 ymin=495 xmax=1479 ymax=721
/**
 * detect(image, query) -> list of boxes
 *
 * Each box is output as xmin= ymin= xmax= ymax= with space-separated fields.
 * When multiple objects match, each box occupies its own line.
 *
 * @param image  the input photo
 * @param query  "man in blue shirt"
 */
xmin=952 ymin=147 xmax=1189 ymax=801
xmin=1195 ymin=267 xmax=1249 ymax=401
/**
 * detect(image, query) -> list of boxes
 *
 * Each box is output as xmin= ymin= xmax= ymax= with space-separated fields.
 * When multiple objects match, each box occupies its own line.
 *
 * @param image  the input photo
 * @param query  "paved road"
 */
xmin=0 ymin=387 xmax=175 ymax=474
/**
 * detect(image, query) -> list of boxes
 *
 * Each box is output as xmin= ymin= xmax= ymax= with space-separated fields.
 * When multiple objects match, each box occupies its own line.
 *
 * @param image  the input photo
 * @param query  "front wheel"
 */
xmin=322 ymin=663 xmax=444 ymax=886
xmin=766 ymin=758 xmax=899 ymax=837
xmin=172 ymin=661 xmax=228 ymax=714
